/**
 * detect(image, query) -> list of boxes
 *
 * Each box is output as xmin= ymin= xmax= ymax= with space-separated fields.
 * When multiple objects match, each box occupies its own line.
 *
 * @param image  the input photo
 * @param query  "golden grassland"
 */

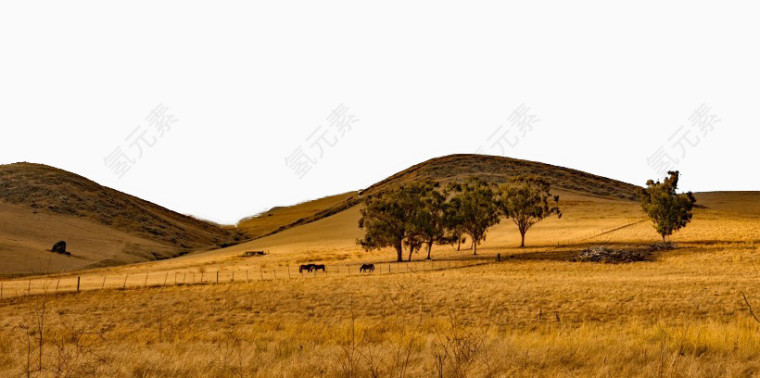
xmin=1 ymin=192 xmax=759 ymax=377
xmin=235 ymin=192 xmax=357 ymax=239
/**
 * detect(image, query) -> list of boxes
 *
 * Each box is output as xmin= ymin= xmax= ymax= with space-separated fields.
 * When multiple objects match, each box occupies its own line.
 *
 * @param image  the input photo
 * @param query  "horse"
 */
xmin=359 ymin=264 xmax=375 ymax=273
xmin=299 ymin=264 xmax=315 ymax=273
xmin=313 ymin=264 xmax=326 ymax=273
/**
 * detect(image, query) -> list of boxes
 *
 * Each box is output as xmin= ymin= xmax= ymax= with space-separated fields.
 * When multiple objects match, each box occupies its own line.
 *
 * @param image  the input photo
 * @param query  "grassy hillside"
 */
xmin=360 ymin=154 xmax=640 ymax=200
xmin=0 ymin=163 xmax=239 ymax=276
xmin=236 ymin=154 xmax=642 ymax=241
xmin=1 ymin=192 xmax=758 ymax=376
xmin=236 ymin=192 xmax=357 ymax=238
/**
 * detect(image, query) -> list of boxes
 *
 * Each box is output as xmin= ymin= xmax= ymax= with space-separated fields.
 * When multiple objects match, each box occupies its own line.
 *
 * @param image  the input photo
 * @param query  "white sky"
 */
xmin=1 ymin=1 xmax=758 ymax=225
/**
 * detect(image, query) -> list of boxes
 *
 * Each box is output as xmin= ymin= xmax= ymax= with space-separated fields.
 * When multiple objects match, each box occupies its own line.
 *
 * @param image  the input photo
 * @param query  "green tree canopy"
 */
xmin=447 ymin=178 xmax=500 ymax=255
xmin=497 ymin=176 xmax=562 ymax=248
xmin=407 ymin=181 xmax=452 ymax=260
xmin=358 ymin=180 xmax=438 ymax=262
xmin=638 ymin=171 xmax=697 ymax=241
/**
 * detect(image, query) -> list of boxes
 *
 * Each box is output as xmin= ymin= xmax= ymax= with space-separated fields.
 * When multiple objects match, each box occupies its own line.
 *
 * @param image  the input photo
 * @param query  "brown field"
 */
xmin=1 ymin=191 xmax=759 ymax=377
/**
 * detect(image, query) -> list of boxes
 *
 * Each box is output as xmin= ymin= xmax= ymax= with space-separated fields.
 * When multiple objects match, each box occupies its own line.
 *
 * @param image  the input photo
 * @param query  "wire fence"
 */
xmin=554 ymin=218 xmax=647 ymax=247
xmin=0 ymin=219 xmax=646 ymax=301
xmin=0 ymin=257 xmax=496 ymax=300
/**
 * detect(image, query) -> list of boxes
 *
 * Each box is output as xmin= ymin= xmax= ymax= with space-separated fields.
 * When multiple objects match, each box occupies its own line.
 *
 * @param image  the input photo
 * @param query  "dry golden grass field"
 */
xmin=1 ymin=190 xmax=759 ymax=377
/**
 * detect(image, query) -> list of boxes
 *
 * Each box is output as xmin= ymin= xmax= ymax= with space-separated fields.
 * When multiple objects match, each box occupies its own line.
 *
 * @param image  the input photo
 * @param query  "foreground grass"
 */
xmin=2 ymin=239 xmax=760 ymax=377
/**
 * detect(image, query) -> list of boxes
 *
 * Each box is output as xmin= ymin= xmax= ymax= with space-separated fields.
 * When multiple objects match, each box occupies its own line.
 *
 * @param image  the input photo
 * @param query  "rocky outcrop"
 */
xmin=51 ymin=240 xmax=70 ymax=255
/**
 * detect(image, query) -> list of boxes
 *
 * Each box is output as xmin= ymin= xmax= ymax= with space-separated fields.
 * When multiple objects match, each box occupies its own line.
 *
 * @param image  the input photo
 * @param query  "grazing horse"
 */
xmin=359 ymin=264 xmax=375 ymax=273
xmin=313 ymin=264 xmax=326 ymax=273
xmin=299 ymin=264 xmax=315 ymax=273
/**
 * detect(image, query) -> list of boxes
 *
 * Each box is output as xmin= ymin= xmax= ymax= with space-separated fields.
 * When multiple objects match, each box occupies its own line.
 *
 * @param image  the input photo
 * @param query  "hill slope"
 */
xmin=362 ymin=154 xmax=639 ymax=200
xmin=0 ymin=163 xmax=239 ymax=276
xmin=238 ymin=154 xmax=641 ymax=239
xmin=236 ymin=192 xmax=357 ymax=239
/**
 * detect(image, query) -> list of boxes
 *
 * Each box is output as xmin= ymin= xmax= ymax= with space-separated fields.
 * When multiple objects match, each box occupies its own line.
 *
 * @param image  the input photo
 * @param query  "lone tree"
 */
xmin=447 ymin=178 xmax=500 ymax=255
xmin=498 ymin=176 xmax=562 ymax=248
xmin=638 ymin=171 xmax=697 ymax=241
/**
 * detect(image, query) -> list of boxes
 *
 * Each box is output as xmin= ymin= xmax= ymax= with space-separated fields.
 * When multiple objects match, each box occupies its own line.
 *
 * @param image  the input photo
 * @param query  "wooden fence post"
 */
xmin=259 ymin=268 xmax=263 ymax=280
xmin=76 ymin=277 xmax=81 ymax=293
xmin=246 ymin=270 xmax=250 ymax=282
xmin=216 ymin=271 xmax=220 ymax=284
xmin=287 ymin=266 xmax=291 ymax=279
xmin=144 ymin=274 xmax=149 ymax=287
xmin=273 ymin=269 xmax=277 ymax=280
xmin=123 ymin=275 xmax=128 ymax=289
xmin=201 ymin=271 xmax=204 ymax=283
xmin=164 ymin=273 xmax=169 ymax=287
xmin=101 ymin=276 xmax=107 ymax=290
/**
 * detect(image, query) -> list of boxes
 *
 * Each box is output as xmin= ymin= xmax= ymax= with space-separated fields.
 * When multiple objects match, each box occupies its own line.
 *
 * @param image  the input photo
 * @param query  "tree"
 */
xmin=451 ymin=229 xmax=467 ymax=251
xmin=447 ymin=178 xmax=500 ymax=255
xmin=404 ymin=236 xmax=425 ymax=262
xmin=497 ymin=176 xmax=562 ymax=248
xmin=638 ymin=171 xmax=696 ymax=241
xmin=407 ymin=182 xmax=451 ymax=260
xmin=358 ymin=181 xmax=438 ymax=262
xmin=357 ymin=188 xmax=413 ymax=262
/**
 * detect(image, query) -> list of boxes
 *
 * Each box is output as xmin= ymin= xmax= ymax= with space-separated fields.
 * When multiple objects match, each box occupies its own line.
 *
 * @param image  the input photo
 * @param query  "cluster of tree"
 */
xmin=638 ymin=170 xmax=697 ymax=241
xmin=359 ymin=170 xmax=697 ymax=262
xmin=358 ymin=177 xmax=562 ymax=262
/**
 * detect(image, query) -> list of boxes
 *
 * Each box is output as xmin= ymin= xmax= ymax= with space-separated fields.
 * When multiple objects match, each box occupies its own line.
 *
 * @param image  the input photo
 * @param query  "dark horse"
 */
xmin=359 ymin=264 xmax=375 ymax=273
xmin=313 ymin=264 xmax=326 ymax=273
xmin=299 ymin=264 xmax=315 ymax=273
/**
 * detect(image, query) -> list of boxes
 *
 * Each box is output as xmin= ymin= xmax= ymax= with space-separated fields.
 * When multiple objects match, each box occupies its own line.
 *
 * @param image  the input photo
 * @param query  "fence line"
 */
xmin=0 ymin=257 xmax=494 ymax=300
xmin=555 ymin=218 xmax=647 ymax=247
xmin=7 ymin=219 xmax=647 ymax=301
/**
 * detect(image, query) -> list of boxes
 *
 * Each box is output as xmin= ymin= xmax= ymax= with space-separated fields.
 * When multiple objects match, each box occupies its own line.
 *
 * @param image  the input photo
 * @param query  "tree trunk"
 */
xmin=457 ymin=239 xmax=461 ymax=251
xmin=426 ymin=242 xmax=433 ymax=260
xmin=395 ymin=242 xmax=403 ymax=262
xmin=408 ymin=246 xmax=414 ymax=262
xmin=473 ymin=240 xmax=478 ymax=255
xmin=520 ymin=231 xmax=526 ymax=248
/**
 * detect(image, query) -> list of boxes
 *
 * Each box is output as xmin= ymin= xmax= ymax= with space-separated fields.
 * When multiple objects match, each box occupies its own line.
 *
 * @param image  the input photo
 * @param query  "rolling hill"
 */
xmin=236 ymin=154 xmax=642 ymax=240
xmin=0 ymin=162 xmax=240 ymax=276
xmin=0 ymin=154 xmax=650 ymax=276
xmin=236 ymin=192 xmax=357 ymax=239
